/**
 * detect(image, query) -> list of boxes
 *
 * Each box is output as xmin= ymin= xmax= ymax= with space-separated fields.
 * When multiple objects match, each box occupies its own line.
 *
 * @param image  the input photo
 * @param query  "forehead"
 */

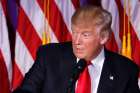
xmin=71 ymin=23 xmax=100 ymax=33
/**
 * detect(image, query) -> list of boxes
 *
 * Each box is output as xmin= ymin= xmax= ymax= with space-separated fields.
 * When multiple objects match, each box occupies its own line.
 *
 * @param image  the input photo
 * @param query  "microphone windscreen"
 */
xmin=76 ymin=59 xmax=87 ymax=73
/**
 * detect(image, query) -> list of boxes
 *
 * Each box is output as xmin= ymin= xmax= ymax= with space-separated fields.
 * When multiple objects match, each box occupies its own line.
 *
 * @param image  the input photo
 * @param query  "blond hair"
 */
xmin=71 ymin=5 xmax=112 ymax=33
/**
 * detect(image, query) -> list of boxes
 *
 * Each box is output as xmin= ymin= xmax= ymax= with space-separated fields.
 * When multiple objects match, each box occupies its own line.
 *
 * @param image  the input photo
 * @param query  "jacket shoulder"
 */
xmin=39 ymin=41 xmax=71 ymax=50
xmin=105 ymin=49 xmax=139 ymax=74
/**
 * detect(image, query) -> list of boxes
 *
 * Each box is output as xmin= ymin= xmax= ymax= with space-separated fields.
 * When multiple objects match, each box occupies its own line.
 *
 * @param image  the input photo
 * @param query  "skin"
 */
xmin=72 ymin=23 xmax=109 ymax=61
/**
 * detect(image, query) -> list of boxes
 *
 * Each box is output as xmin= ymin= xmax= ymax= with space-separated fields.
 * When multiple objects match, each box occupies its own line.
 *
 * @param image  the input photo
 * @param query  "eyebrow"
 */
xmin=82 ymin=31 xmax=92 ymax=33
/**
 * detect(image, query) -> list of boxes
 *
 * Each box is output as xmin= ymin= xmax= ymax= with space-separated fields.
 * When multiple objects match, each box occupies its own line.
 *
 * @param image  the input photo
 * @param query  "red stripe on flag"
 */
xmin=37 ymin=0 xmax=72 ymax=42
xmin=1 ymin=0 xmax=8 ymax=16
xmin=0 ymin=50 xmax=10 ymax=93
xmin=115 ymin=0 xmax=140 ymax=66
xmin=115 ymin=0 xmax=127 ymax=40
xmin=12 ymin=60 xmax=23 ymax=90
xmin=105 ymin=32 xmax=118 ymax=52
xmin=17 ymin=6 xmax=42 ymax=60
xmin=131 ymin=29 xmax=140 ymax=67
xmin=72 ymin=0 xmax=80 ymax=9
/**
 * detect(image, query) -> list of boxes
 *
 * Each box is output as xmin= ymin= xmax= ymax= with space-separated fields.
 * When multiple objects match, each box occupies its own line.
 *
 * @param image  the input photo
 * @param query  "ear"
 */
xmin=99 ymin=31 xmax=110 ymax=45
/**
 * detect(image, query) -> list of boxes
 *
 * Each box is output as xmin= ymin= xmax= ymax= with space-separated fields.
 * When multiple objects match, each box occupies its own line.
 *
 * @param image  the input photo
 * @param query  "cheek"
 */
xmin=83 ymin=41 xmax=94 ymax=52
xmin=84 ymin=39 xmax=99 ymax=52
xmin=84 ymin=38 xmax=98 ymax=47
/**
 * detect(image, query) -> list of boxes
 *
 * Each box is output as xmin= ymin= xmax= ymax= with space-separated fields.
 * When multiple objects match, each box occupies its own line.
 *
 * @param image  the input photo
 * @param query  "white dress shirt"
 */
xmin=76 ymin=48 xmax=105 ymax=93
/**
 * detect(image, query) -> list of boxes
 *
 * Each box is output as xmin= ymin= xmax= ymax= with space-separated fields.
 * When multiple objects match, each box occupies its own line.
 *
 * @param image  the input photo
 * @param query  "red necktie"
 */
xmin=76 ymin=62 xmax=91 ymax=93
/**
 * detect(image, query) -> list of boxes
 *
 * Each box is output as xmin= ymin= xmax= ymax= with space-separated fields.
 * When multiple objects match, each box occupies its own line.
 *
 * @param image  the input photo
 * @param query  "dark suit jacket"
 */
xmin=13 ymin=42 xmax=140 ymax=93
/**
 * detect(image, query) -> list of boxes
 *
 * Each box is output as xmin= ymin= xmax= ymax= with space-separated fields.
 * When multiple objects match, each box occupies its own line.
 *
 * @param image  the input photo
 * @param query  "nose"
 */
xmin=73 ymin=34 xmax=81 ymax=44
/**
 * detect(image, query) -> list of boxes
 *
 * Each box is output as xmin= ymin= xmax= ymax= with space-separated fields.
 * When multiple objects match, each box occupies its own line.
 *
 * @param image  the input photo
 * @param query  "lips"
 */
xmin=74 ymin=47 xmax=83 ymax=53
xmin=73 ymin=44 xmax=84 ymax=53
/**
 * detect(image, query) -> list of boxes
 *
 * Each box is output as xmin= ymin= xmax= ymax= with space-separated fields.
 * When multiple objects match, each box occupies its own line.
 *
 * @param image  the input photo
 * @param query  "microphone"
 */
xmin=66 ymin=59 xmax=87 ymax=93
xmin=70 ymin=59 xmax=87 ymax=83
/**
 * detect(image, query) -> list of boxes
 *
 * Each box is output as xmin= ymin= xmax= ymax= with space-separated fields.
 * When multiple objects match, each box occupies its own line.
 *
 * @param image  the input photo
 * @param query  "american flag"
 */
xmin=101 ymin=0 xmax=140 ymax=87
xmin=0 ymin=0 xmax=140 ymax=93
xmin=12 ymin=0 xmax=80 ymax=91
xmin=0 ymin=1 xmax=12 ymax=93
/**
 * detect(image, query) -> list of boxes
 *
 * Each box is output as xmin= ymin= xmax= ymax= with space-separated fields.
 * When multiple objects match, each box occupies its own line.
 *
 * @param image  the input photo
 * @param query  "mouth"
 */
xmin=73 ymin=48 xmax=85 ymax=59
xmin=72 ymin=44 xmax=84 ymax=53
xmin=74 ymin=47 xmax=83 ymax=53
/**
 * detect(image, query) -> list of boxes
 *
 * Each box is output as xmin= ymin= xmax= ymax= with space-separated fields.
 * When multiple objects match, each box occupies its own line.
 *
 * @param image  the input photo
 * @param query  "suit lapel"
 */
xmin=97 ymin=50 xmax=118 ymax=93
xmin=59 ymin=42 xmax=77 ymax=93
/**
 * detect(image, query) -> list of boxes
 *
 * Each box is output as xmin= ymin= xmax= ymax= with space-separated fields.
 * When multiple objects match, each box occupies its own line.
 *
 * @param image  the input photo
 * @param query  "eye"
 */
xmin=82 ymin=32 xmax=91 ymax=37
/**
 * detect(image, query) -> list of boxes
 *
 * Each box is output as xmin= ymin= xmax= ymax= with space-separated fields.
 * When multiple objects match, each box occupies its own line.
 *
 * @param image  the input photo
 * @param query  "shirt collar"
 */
xmin=91 ymin=48 xmax=105 ymax=68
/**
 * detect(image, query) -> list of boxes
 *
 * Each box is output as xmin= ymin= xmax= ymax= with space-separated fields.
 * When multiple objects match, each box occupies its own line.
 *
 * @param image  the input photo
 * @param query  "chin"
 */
xmin=74 ymin=54 xmax=85 ymax=59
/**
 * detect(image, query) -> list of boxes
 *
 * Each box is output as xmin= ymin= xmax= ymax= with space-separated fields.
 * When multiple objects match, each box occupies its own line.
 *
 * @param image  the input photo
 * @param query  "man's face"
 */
xmin=72 ymin=24 xmax=104 ymax=61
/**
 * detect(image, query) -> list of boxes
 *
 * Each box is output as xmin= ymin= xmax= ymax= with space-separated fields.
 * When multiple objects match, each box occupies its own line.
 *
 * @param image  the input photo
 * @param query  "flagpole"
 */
xmin=121 ymin=0 xmax=127 ymax=56
xmin=126 ymin=0 xmax=132 ymax=59
xmin=46 ymin=0 xmax=51 ymax=43
xmin=42 ymin=0 xmax=50 ymax=45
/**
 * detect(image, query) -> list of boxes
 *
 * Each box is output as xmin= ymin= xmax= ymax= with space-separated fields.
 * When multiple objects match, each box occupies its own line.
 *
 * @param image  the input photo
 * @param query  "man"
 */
xmin=13 ymin=5 xmax=140 ymax=93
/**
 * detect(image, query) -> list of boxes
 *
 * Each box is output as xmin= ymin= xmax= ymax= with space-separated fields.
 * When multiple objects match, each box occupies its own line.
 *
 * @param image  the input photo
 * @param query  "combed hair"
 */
xmin=71 ymin=5 xmax=112 ymax=33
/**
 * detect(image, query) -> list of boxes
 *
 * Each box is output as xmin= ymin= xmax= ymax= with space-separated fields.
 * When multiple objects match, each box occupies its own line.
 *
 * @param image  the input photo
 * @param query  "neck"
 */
xmin=87 ymin=46 xmax=103 ymax=61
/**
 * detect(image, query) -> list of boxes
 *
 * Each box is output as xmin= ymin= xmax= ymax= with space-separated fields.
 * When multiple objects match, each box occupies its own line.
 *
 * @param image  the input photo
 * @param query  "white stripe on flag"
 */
xmin=20 ymin=0 xmax=58 ymax=43
xmin=0 ymin=2 xmax=12 ymax=85
xmin=15 ymin=32 xmax=34 ymax=75
xmin=120 ymin=0 xmax=140 ymax=40
xmin=126 ymin=0 xmax=140 ymax=40
xmin=101 ymin=0 xmax=122 ymax=51
xmin=54 ymin=0 xmax=75 ymax=34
